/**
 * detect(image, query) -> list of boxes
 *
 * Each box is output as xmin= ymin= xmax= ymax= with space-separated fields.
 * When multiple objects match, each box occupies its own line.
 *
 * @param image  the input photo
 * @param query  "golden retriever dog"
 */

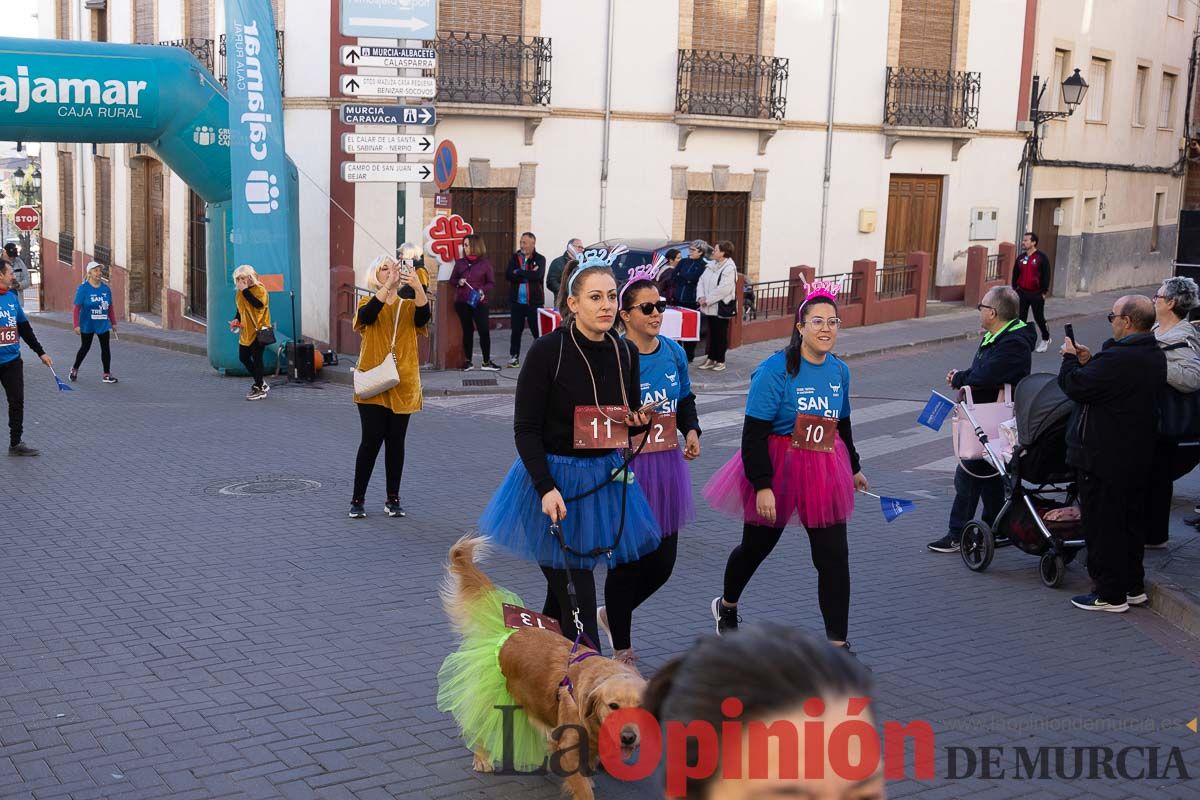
xmin=440 ymin=535 xmax=647 ymax=800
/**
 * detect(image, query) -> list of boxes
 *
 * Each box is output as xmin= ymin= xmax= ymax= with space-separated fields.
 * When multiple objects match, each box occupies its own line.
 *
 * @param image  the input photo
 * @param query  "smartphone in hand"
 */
xmin=1064 ymin=324 xmax=1075 ymax=346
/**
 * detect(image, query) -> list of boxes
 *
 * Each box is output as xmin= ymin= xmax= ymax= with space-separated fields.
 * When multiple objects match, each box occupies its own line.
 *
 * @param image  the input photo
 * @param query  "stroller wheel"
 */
xmin=961 ymin=521 xmax=995 ymax=572
xmin=1039 ymin=552 xmax=1066 ymax=588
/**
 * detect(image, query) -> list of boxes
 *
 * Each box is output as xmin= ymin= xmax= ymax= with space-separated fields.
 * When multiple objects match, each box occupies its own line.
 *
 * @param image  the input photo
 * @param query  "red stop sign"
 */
xmin=13 ymin=206 xmax=40 ymax=232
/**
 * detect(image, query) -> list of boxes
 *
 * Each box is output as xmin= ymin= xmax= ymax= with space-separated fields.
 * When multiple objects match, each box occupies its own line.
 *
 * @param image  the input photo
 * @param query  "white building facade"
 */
xmin=35 ymin=0 xmax=1041 ymax=348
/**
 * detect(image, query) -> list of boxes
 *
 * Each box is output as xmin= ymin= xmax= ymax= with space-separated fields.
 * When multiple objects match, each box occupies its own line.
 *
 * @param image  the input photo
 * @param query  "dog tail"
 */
xmin=441 ymin=534 xmax=497 ymax=633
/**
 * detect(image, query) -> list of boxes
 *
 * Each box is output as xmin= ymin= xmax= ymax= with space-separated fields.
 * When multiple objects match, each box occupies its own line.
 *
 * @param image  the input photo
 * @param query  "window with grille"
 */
xmin=134 ymin=0 xmax=155 ymax=44
xmin=56 ymin=0 xmax=70 ymax=38
xmin=448 ymin=188 xmax=517 ymax=313
xmin=1134 ymin=65 xmax=1149 ymax=126
xmin=684 ymin=192 xmax=749 ymax=269
xmin=1087 ymin=58 xmax=1108 ymax=122
xmin=94 ymin=156 xmax=112 ymax=256
xmin=188 ymin=191 xmax=208 ymax=319
xmin=1159 ymin=73 xmax=1177 ymax=129
xmin=58 ymin=150 xmax=75 ymax=263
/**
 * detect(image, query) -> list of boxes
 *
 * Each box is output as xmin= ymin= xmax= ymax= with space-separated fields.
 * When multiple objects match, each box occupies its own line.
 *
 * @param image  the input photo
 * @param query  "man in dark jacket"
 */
xmin=506 ymin=232 xmax=546 ymax=368
xmin=546 ymin=237 xmax=581 ymax=297
xmin=1059 ymin=295 xmax=1166 ymax=613
xmin=1012 ymin=232 xmax=1053 ymax=352
xmin=929 ymin=287 xmax=1036 ymax=552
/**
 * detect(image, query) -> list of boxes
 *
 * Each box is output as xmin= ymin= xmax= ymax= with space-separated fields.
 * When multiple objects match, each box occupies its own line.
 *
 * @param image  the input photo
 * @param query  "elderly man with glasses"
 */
xmin=1059 ymin=295 xmax=1166 ymax=613
xmin=929 ymin=286 xmax=1035 ymax=553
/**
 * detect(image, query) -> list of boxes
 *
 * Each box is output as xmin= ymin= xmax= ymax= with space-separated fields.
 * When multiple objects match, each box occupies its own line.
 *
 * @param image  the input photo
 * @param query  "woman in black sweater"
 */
xmin=478 ymin=250 xmax=662 ymax=648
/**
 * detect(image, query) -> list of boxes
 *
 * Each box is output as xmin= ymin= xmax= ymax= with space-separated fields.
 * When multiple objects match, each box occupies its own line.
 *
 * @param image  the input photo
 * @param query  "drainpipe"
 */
xmin=74 ymin=0 xmax=86 ymax=262
xmin=817 ymin=0 xmax=840 ymax=273
xmin=598 ymin=0 xmax=615 ymax=241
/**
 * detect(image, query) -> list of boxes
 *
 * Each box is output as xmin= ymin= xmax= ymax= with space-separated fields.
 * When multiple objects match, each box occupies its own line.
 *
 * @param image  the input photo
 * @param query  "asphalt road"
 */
xmin=1 ymin=315 xmax=1198 ymax=799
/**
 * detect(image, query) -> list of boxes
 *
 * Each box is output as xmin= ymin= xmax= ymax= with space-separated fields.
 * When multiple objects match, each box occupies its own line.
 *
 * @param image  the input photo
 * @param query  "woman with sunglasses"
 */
xmin=595 ymin=267 xmax=702 ymax=666
xmin=704 ymin=282 xmax=869 ymax=655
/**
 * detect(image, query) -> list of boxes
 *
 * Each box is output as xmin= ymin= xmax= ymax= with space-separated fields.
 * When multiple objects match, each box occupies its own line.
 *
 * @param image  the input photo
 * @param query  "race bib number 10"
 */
xmin=632 ymin=412 xmax=679 ymax=453
xmin=0 ymin=326 xmax=17 ymax=346
xmin=574 ymin=405 xmax=629 ymax=449
xmin=791 ymin=414 xmax=837 ymax=453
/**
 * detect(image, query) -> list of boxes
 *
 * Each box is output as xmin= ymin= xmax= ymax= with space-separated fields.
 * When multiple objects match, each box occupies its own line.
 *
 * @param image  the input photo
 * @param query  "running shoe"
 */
xmin=102 ymin=374 xmax=119 ymax=384
xmin=348 ymin=502 xmax=367 ymax=519
xmin=927 ymin=535 xmax=961 ymax=553
xmin=1036 ymin=338 xmax=1051 ymax=353
xmin=1127 ymin=592 xmax=1149 ymax=606
xmin=508 ymin=357 xmax=520 ymax=368
xmin=481 ymin=361 xmax=501 ymax=371
xmin=711 ymin=597 xmax=739 ymax=636
xmin=246 ymin=387 xmax=266 ymax=401
xmin=711 ymin=363 xmax=727 ymax=372
xmin=259 ymin=382 xmax=270 ymax=395
xmin=384 ymin=500 xmax=406 ymax=518
xmin=461 ymin=362 xmax=475 ymax=372
xmin=1070 ymin=593 xmax=1128 ymax=613
xmin=698 ymin=359 xmax=715 ymax=370
xmin=69 ymin=369 xmax=78 ymax=382
xmin=7 ymin=442 xmax=39 ymax=457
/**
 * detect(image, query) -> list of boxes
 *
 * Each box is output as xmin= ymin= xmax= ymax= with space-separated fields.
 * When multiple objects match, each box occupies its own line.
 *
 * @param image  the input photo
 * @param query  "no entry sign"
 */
xmin=13 ymin=206 xmax=40 ymax=232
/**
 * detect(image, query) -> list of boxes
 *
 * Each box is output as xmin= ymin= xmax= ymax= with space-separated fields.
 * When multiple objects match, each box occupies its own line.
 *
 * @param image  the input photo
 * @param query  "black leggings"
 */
xmin=353 ymin=404 xmax=411 ymax=502
xmin=239 ymin=341 xmax=266 ymax=387
xmin=454 ymin=301 xmax=491 ymax=363
xmin=542 ymin=566 xmax=600 ymax=651
xmin=74 ymin=332 xmax=111 ymax=373
xmin=604 ymin=534 xmax=678 ymax=651
xmin=723 ymin=522 xmax=850 ymax=641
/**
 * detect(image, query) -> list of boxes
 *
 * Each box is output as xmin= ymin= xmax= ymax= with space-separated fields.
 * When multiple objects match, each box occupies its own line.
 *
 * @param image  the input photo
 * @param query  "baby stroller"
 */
xmin=958 ymin=373 xmax=1087 ymax=587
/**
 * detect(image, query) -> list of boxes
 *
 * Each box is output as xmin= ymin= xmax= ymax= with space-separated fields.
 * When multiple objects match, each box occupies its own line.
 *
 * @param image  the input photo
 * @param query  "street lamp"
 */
xmin=1017 ymin=67 xmax=1090 ymax=243
xmin=32 ymin=168 xmax=41 ymax=190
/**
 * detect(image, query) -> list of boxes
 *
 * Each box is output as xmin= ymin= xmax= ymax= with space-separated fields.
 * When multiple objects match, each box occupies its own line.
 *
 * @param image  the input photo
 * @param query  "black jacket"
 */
xmin=507 ymin=250 xmax=546 ymax=306
xmin=1059 ymin=333 xmax=1167 ymax=484
xmin=951 ymin=320 xmax=1036 ymax=403
xmin=547 ymin=251 xmax=572 ymax=296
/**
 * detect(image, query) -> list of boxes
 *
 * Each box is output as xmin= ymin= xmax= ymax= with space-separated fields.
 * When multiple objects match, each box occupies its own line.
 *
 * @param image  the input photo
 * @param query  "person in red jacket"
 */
xmin=1012 ymin=231 xmax=1053 ymax=352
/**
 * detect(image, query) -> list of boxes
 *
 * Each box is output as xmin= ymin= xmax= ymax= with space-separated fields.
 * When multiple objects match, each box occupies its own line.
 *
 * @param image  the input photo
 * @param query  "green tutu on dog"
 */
xmin=436 ymin=586 xmax=547 ymax=772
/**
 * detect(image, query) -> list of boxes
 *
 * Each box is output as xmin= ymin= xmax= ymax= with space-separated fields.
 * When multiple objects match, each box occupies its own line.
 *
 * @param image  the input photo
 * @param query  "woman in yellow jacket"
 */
xmin=350 ymin=255 xmax=430 ymax=519
xmin=231 ymin=265 xmax=272 ymax=401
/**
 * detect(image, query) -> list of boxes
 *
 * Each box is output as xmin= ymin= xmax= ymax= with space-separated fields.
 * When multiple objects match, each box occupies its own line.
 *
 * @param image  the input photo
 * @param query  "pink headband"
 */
xmin=796 ymin=278 xmax=840 ymax=319
xmin=619 ymin=255 xmax=665 ymax=305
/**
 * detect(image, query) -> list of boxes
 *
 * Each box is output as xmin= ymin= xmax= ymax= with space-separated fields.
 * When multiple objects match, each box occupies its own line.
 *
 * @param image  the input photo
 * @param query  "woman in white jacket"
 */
xmin=696 ymin=240 xmax=738 ymax=372
xmin=1147 ymin=276 xmax=1200 ymax=547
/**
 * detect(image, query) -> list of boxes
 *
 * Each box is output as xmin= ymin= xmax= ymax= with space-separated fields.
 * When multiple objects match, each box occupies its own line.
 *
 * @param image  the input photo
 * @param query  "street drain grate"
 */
xmin=462 ymin=378 xmax=498 ymax=387
xmin=217 ymin=478 xmax=322 ymax=496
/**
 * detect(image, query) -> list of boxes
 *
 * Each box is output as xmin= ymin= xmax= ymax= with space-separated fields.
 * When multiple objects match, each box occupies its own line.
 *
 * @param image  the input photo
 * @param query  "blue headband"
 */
xmin=565 ymin=245 xmax=630 ymax=295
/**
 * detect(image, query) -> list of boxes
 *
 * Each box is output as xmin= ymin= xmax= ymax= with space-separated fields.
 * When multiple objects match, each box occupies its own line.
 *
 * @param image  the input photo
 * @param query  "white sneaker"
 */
xmin=711 ymin=362 xmax=727 ymax=372
xmin=698 ymin=359 xmax=715 ymax=370
xmin=1036 ymin=338 xmax=1051 ymax=353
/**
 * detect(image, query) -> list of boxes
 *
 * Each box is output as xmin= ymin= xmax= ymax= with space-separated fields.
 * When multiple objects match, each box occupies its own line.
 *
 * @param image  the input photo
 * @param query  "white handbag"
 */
xmin=952 ymin=384 xmax=1015 ymax=462
xmin=353 ymin=300 xmax=403 ymax=400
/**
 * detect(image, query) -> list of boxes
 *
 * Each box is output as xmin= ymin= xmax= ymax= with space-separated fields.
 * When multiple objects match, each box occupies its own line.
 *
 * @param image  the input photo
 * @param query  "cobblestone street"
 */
xmin=3 ymin=320 xmax=1200 ymax=799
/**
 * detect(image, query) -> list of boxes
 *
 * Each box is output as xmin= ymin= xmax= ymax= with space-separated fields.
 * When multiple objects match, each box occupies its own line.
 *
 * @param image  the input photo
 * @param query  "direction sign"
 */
xmin=341 ymin=0 xmax=437 ymax=39
xmin=342 ymin=162 xmax=434 ymax=183
xmin=341 ymin=75 xmax=437 ymax=99
xmin=433 ymin=140 xmax=458 ymax=192
xmin=340 ymin=104 xmax=436 ymax=126
xmin=341 ymin=46 xmax=436 ymax=70
xmin=13 ymin=206 xmax=40 ymax=232
xmin=342 ymin=133 xmax=434 ymax=155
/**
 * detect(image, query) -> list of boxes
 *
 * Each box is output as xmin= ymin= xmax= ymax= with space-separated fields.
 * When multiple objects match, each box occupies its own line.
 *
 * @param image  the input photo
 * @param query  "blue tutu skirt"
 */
xmin=479 ymin=452 xmax=662 ymax=569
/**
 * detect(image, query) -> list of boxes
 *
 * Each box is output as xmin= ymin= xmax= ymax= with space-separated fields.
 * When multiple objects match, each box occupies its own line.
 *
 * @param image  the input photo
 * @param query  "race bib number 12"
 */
xmin=791 ymin=414 xmax=837 ymax=453
xmin=632 ymin=412 xmax=679 ymax=453
xmin=574 ymin=405 xmax=629 ymax=449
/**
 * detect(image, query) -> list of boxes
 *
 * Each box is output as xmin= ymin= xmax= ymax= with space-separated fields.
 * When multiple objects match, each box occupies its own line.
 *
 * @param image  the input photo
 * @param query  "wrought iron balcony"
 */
xmin=434 ymin=31 xmax=552 ymax=106
xmin=157 ymin=37 xmax=214 ymax=75
xmin=218 ymin=30 xmax=286 ymax=93
xmin=884 ymin=67 xmax=980 ymax=128
xmin=676 ymin=49 xmax=789 ymax=120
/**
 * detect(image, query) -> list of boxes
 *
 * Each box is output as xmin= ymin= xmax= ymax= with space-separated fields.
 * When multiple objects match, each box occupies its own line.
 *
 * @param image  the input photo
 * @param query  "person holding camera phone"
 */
xmin=230 ymin=265 xmax=272 ymax=401
xmin=349 ymin=255 xmax=430 ymax=520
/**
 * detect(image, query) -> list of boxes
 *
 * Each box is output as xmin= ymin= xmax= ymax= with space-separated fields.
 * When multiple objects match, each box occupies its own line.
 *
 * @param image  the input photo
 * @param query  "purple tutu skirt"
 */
xmin=634 ymin=448 xmax=695 ymax=536
xmin=703 ymin=434 xmax=855 ymax=529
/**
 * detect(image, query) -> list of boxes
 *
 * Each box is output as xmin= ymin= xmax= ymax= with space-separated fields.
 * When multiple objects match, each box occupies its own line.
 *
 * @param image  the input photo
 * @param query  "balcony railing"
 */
xmin=744 ymin=272 xmax=862 ymax=322
xmin=435 ymin=31 xmax=551 ymax=106
xmin=218 ymin=30 xmax=285 ymax=93
xmin=676 ymin=49 xmax=788 ymax=120
xmin=876 ymin=265 xmax=918 ymax=300
xmin=157 ymin=37 xmax=214 ymax=74
xmin=985 ymin=253 xmax=1001 ymax=282
xmin=884 ymin=67 xmax=980 ymax=128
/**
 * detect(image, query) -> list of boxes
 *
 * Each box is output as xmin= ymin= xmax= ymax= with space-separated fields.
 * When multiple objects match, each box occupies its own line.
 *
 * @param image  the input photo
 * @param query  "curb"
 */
xmin=33 ymin=314 xmax=208 ymax=358
xmin=1145 ymin=578 xmax=1200 ymax=638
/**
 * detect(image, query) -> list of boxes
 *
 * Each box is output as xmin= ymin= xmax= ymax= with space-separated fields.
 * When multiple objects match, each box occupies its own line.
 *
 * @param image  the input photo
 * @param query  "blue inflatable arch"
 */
xmin=0 ymin=36 xmax=300 ymax=374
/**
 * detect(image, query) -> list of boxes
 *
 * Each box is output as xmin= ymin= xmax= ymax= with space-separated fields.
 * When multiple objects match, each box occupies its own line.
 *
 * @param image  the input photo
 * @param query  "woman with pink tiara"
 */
xmin=704 ymin=280 xmax=870 ymax=655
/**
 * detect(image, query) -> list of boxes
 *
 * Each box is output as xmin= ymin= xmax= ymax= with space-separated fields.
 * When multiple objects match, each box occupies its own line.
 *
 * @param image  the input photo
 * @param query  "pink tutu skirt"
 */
xmin=703 ymin=434 xmax=855 ymax=529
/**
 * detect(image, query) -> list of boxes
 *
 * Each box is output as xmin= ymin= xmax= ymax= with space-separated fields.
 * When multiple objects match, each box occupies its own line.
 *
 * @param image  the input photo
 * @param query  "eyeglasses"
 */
xmin=1106 ymin=312 xmax=1129 ymax=323
xmin=634 ymin=300 xmax=668 ymax=315
xmin=1152 ymin=293 xmax=1166 ymax=302
xmin=976 ymin=304 xmax=994 ymax=312
xmin=806 ymin=317 xmax=842 ymax=330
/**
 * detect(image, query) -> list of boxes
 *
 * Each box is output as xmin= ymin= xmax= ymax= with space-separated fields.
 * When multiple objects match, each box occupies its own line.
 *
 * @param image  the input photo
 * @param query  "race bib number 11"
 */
xmin=574 ymin=405 xmax=629 ymax=449
xmin=791 ymin=414 xmax=837 ymax=453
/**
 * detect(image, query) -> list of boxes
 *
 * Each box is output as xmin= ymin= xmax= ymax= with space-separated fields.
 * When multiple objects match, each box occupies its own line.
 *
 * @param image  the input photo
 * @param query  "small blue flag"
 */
xmin=880 ymin=496 xmax=916 ymax=523
xmin=917 ymin=390 xmax=955 ymax=431
xmin=50 ymin=370 xmax=73 ymax=392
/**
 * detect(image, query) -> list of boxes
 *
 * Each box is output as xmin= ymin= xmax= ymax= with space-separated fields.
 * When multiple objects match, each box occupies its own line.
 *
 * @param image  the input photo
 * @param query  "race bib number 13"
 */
xmin=0 ymin=326 xmax=16 ymax=346
xmin=574 ymin=405 xmax=629 ymax=449
xmin=502 ymin=603 xmax=563 ymax=634
xmin=791 ymin=414 xmax=837 ymax=453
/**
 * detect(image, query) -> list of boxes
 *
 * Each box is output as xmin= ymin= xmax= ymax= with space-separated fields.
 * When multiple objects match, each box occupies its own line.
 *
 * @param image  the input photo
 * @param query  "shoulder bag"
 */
xmin=952 ymin=384 xmax=1015 ymax=463
xmin=255 ymin=325 xmax=277 ymax=346
xmin=716 ymin=264 xmax=737 ymax=319
xmin=1160 ymin=340 xmax=1200 ymax=442
xmin=353 ymin=300 xmax=403 ymax=399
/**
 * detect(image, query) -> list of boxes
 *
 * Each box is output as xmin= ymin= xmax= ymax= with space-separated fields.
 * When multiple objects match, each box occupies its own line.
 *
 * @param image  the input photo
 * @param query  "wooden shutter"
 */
xmin=439 ymin=0 xmax=522 ymax=34
xmin=94 ymin=156 xmax=112 ymax=251
xmin=898 ymin=0 xmax=955 ymax=70
xmin=448 ymin=188 xmax=517 ymax=313
xmin=57 ymin=0 xmax=71 ymax=38
xmin=684 ymin=192 xmax=749 ymax=268
xmin=692 ymin=0 xmax=762 ymax=55
xmin=186 ymin=0 xmax=211 ymax=39
xmin=58 ymin=151 xmax=75 ymax=237
xmin=134 ymin=0 xmax=155 ymax=44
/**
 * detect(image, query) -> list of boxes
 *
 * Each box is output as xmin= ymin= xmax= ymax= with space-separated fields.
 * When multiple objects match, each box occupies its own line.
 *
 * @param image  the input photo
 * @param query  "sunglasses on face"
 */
xmin=633 ymin=300 xmax=668 ymax=315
